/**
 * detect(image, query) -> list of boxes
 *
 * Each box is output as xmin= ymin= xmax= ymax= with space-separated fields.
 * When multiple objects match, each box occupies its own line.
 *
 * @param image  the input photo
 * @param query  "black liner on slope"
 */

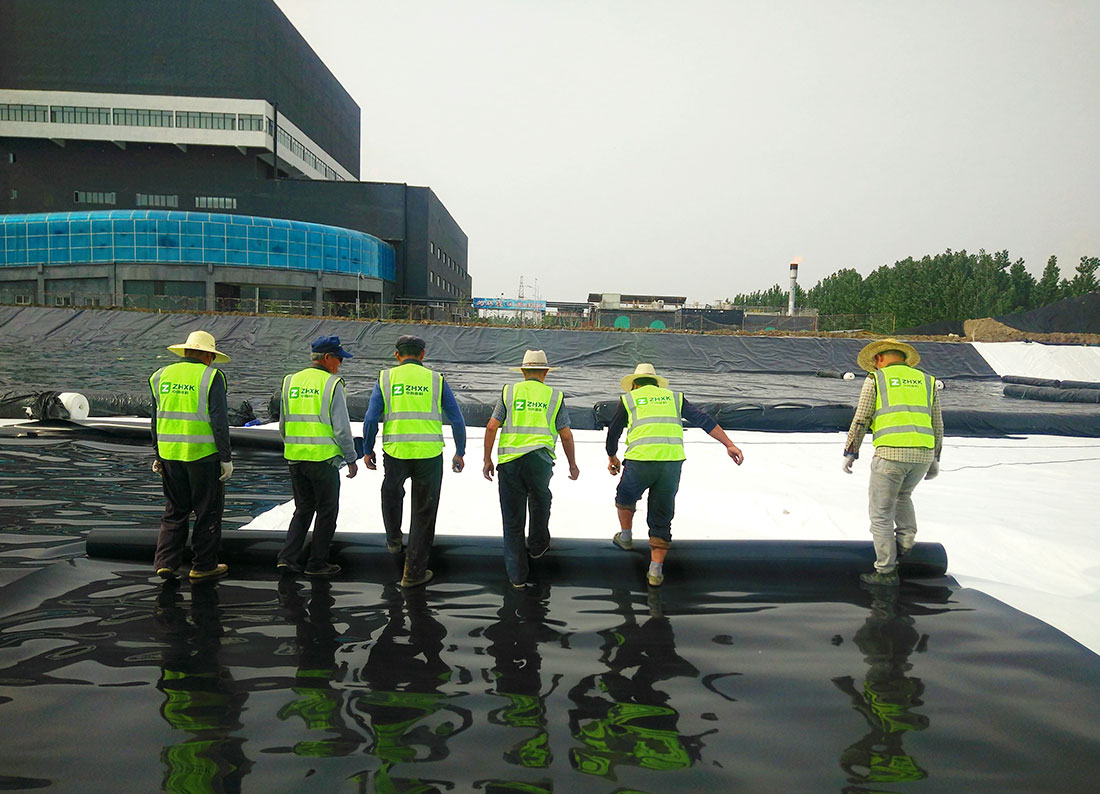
xmin=1003 ymin=384 xmax=1100 ymax=404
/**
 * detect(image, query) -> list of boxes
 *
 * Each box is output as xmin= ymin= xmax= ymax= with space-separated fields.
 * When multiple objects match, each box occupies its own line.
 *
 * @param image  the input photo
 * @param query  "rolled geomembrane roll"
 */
xmin=1003 ymin=384 xmax=1100 ymax=404
xmin=58 ymin=392 xmax=90 ymax=420
xmin=815 ymin=370 xmax=856 ymax=380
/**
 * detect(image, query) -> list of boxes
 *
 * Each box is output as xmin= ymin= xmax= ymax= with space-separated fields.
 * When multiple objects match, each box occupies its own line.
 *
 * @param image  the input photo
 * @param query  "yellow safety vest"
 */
xmin=497 ymin=380 xmax=563 ymax=464
xmin=281 ymin=367 xmax=344 ymax=461
xmin=623 ymin=385 xmax=686 ymax=462
xmin=381 ymin=364 xmax=444 ymax=459
xmin=150 ymin=361 xmax=220 ymax=461
xmin=872 ymin=365 xmax=935 ymax=448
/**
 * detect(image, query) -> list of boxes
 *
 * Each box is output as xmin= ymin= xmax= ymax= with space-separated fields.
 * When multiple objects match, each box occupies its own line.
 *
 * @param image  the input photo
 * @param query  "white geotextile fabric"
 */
xmin=972 ymin=341 xmax=1100 ymax=381
xmin=243 ymin=428 xmax=1100 ymax=657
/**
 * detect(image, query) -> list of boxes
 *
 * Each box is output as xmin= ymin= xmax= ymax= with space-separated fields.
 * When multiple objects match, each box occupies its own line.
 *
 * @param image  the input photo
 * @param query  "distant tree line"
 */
xmin=728 ymin=251 xmax=1099 ymax=330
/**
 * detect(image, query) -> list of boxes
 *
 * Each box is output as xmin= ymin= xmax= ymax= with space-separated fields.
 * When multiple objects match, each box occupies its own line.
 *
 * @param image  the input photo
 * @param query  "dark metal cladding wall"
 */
xmin=2 ymin=0 xmax=360 ymax=177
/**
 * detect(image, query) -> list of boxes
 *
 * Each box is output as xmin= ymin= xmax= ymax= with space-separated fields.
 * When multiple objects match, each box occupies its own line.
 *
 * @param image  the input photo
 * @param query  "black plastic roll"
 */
xmin=1002 ymin=375 xmax=1063 ymax=388
xmin=85 ymin=528 xmax=948 ymax=581
xmin=815 ymin=369 xmax=854 ymax=379
xmin=1003 ymin=384 xmax=1100 ymax=404
xmin=1060 ymin=379 xmax=1100 ymax=391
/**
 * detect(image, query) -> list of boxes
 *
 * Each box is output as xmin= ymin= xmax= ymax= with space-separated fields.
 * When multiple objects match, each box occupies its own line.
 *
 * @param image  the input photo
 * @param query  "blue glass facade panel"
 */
xmin=0 ymin=211 xmax=398 ymax=281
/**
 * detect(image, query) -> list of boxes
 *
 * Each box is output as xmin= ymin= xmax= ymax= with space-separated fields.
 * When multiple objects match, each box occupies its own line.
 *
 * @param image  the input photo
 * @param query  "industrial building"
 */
xmin=0 ymin=0 xmax=469 ymax=314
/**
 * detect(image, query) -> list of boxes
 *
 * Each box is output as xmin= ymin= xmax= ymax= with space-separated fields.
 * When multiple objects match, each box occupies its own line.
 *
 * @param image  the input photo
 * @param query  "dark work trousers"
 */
xmin=497 ymin=451 xmax=553 ymax=585
xmin=614 ymin=459 xmax=684 ymax=544
xmin=381 ymin=453 xmax=443 ymax=581
xmin=154 ymin=457 xmax=224 ymax=572
xmin=280 ymin=460 xmax=342 ymax=569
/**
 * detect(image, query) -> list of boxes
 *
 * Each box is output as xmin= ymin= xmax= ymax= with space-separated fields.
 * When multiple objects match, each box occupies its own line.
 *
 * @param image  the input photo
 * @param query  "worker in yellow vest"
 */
xmin=607 ymin=363 xmax=744 ymax=587
xmin=363 ymin=335 xmax=466 ymax=588
xmin=278 ymin=336 xmax=360 ymax=578
xmin=150 ymin=330 xmax=233 ymax=582
xmin=844 ymin=339 xmax=943 ymax=586
xmin=482 ymin=349 xmax=581 ymax=588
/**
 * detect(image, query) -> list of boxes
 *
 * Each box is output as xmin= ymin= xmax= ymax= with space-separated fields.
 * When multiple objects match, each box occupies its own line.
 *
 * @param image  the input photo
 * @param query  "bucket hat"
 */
xmin=620 ymin=363 xmax=669 ymax=391
xmin=510 ymin=349 xmax=559 ymax=372
xmin=857 ymin=338 xmax=920 ymax=373
xmin=167 ymin=330 xmax=230 ymax=363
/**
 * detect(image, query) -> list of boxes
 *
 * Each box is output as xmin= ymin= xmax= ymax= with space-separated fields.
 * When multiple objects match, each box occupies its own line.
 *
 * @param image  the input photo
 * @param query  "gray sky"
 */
xmin=275 ymin=0 xmax=1100 ymax=304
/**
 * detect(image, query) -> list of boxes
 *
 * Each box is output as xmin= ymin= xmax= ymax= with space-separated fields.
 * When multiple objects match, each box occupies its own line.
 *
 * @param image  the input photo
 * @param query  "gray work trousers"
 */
xmin=868 ymin=456 xmax=931 ymax=572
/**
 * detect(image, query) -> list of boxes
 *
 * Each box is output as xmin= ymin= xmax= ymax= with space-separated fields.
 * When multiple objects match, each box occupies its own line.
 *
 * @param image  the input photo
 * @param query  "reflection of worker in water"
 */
xmin=276 ymin=579 xmax=369 ymax=757
xmin=833 ymin=586 xmax=930 ymax=786
xmin=353 ymin=586 xmax=472 ymax=792
xmin=154 ymin=582 xmax=251 ymax=790
xmin=484 ymin=583 xmax=567 ymax=771
xmin=567 ymin=588 xmax=708 ymax=779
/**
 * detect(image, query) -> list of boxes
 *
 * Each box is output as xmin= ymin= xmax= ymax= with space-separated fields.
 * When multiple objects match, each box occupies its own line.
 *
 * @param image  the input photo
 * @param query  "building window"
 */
xmin=136 ymin=193 xmax=179 ymax=208
xmin=176 ymin=111 xmax=237 ymax=130
xmin=113 ymin=108 xmax=174 ymax=127
xmin=0 ymin=103 xmax=49 ymax=123
xmin=9 ymin=189 xmax=15 ymax=200
xmin=238 ymin=113 xmax=264 ymax=132
xmin=430 ymin=242 xmax=435 ymax=254
xmin=50 ymin=106 xmax=111 ymax=125
xmin=74 ymin=191 xmax=116 ymax=205
xmin=195 ymin=196 xmax=237 ymax=210
xmin=84 ymin=296 xmax=101 ymax=307
xmin=15 ymin=295 xmax=31 ymax=305
xmin=55 ymin=296 xmax=72 ymax=307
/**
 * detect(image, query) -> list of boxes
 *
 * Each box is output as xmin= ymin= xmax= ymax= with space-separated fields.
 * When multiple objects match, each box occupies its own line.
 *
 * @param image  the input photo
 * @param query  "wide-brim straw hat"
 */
xmin=167 ymin=330 xmax=230 ymax=363
xmin=510 ymin=349 xmax=559 ymax=372
xmin=621 ymin=363 xmax=669 ymax=391
xmin=857 ymin=338 xmax=919 ymax=373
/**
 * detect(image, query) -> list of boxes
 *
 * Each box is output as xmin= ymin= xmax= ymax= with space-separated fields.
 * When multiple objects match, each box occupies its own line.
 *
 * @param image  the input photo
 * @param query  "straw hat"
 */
xmin=510 ymin=349 xmax=559 ymax=372
xmin=857 ymin=338 xmax=919 ymax=373
xmin=620 ymin=363 xmax=669 ymax=391
xmin=167 ymin=330 xmax=230 ymax=363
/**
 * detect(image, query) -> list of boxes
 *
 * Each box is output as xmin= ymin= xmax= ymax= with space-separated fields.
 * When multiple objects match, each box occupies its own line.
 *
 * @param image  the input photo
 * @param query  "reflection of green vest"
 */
xmin=497 ymin=380 xmax=562 ymax=464
xmin=872 ymin=366 xmax=935 ymax=449
xmin=150 ymin=361 xmax=219 ymax=461
xmin=623 ymin=386 xmax=685 ymax=462
xmin=281 ymin=367 xmax=343 ymax=462
xmin=381 ymin=364 xmax=444 ymax=459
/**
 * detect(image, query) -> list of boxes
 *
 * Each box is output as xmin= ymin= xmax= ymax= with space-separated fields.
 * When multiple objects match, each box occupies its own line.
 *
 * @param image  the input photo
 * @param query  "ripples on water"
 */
xmin=2 ymin=440 xmax=1100 ymax=792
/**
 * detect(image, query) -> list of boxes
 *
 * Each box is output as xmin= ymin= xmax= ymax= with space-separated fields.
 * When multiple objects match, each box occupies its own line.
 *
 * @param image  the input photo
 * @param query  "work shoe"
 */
xmin=400 ymin=569 xmax=434 ymax=588
xmin=528 ymin=543 xmax=549 ymax=560
xmin=859 ymin=569 xmax=900 ymax=586
xmin=156 ymin=567 xmax=179 ymax=580
xmin=647 ymin=570 xmax=665 ymax=587
xmin=305 ymin=563 xmax=341 ymax=578
xmin=189 ymin=563 xmax=228 ymax=582
xmin=386 ymin=539 xmax=405 ymax=554
xmin=613 ymin=532 xmax=633 ymax=551
xmin=511 ymin=580 xmax=528 ymax=590
xmin=276 ymin=561 xmax=301 ymax=576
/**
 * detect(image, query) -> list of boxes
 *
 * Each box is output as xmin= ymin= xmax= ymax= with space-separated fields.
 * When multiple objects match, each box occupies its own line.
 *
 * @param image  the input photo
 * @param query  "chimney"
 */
xmin=788 ymin=261 xmax=798 ymax=316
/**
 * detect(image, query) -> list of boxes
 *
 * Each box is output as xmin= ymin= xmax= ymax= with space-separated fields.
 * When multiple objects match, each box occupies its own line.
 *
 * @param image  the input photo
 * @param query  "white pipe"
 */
xmin=788 ymin=262 xmax=798 ymax=315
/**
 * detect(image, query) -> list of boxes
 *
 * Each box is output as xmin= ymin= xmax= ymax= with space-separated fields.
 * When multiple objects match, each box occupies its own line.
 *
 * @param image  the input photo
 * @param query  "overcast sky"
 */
xmin=274 ymin=0 xmax=1100 ymax=304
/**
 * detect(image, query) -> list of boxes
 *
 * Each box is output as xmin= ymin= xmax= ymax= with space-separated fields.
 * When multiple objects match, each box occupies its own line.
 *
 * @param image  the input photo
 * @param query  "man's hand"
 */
xmin=726 ymin=444 xmax=744 ymax=465
xmin=151 ymin=459 xmax=163 ymax=475
xmin=219 ymin=461 xmax=234 ymax=482
xmin=925 ymin=461 xmax=939 ymax=480
xmin=568 ymin=463 xmax=580 ymax=480
xmin=842 ymin=454 xmax=855 ymax=474
xmin=452 ymin=455 xmax=465 ymax=473
xmin=364 ymin=452 xmax=377 ymax=470
xmin=608 ymin=456 xmax=621 ymax=476
xmin=483 ymin=458 xmax=495 ymax=482
xmin=346 ymin=461 xmax=358 ymax=479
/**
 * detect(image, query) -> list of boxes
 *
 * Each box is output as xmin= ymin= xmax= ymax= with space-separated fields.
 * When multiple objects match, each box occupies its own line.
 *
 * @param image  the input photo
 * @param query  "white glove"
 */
xmin=925 ymin=461 xmax=939 ymax=480
xmin=842 ymin=455 xmax=855 ymax=474
xmin=219 ymin=461 xmax=234 ymax=482
xmin=151 ymin=459 xmax=163 ymax=475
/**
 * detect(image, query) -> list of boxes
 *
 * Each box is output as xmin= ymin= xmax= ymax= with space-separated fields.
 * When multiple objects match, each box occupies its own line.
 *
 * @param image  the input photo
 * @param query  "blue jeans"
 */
xmin=497 ymin=451 xmax=553 ymax=585
xmin=614 ymin=459 xmax=684 ymax=544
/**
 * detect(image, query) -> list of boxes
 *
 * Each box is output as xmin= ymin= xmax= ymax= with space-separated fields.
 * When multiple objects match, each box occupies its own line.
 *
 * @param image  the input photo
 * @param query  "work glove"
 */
xmin=151 ymin=459 xmax=163 ymax=475
xmin=925 ymin=461 xmax=939 ymax=480
xmin=842 ymin=454 xmax=855 ymax=474
xmin=219 ymin=461 xmax=234 ymax=482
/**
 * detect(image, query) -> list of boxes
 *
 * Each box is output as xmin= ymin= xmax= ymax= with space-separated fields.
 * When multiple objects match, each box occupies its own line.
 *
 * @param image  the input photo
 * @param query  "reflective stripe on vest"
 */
xmin=497 ymin=380 xmax=562 ymax=464
xmin=150 ymin=362 xmax=218 ymax=461
xmin=281 ymin=367 xmax=343 ymax=461
xmin=381 ymin=364 xmax=445 ymax=459
xmin=871 ymin=366 xmax=935 ymax=448
xmin=623 ymin=385 xmax=686 ymax=462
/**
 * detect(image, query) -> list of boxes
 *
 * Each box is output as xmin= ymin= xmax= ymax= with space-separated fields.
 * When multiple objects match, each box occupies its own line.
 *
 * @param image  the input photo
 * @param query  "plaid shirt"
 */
xmin=844 ymin=370 xmax=943 ymax=463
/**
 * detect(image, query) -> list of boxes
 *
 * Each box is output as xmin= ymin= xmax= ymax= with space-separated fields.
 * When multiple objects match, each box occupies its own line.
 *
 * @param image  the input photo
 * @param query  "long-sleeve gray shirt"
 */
xmin=281 ymin=366 xmax=358 ymax=467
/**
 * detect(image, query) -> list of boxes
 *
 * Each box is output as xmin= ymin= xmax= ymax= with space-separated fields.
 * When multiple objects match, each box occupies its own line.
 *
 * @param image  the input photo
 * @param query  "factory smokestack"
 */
xmin=788 ymin=261 xmax=799 ymax=316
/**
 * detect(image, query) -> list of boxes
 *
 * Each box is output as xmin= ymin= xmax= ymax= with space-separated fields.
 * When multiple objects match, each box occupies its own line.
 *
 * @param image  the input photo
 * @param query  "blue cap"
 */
xmin=311 ymin=335 xmax=353 ymax=359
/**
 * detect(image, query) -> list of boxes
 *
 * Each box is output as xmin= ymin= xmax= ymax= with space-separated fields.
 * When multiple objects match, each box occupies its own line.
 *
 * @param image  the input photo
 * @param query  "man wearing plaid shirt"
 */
xmin=843 ymin=339 xmax=943 ymax=586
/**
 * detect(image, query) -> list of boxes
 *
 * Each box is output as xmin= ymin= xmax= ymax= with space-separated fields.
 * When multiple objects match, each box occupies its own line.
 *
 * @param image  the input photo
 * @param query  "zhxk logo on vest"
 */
xmin=289 ymin=386 xmax=321 ymax=399
xmin=635 ymin=395 xmax=671 ymax=406
xmin=392 ymin=384 xmax=429 ymax=396
xmin=514 ymin=399 xmax=549 ymax=412
xmin=160 ymin=382 xmax=195 ymax=394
